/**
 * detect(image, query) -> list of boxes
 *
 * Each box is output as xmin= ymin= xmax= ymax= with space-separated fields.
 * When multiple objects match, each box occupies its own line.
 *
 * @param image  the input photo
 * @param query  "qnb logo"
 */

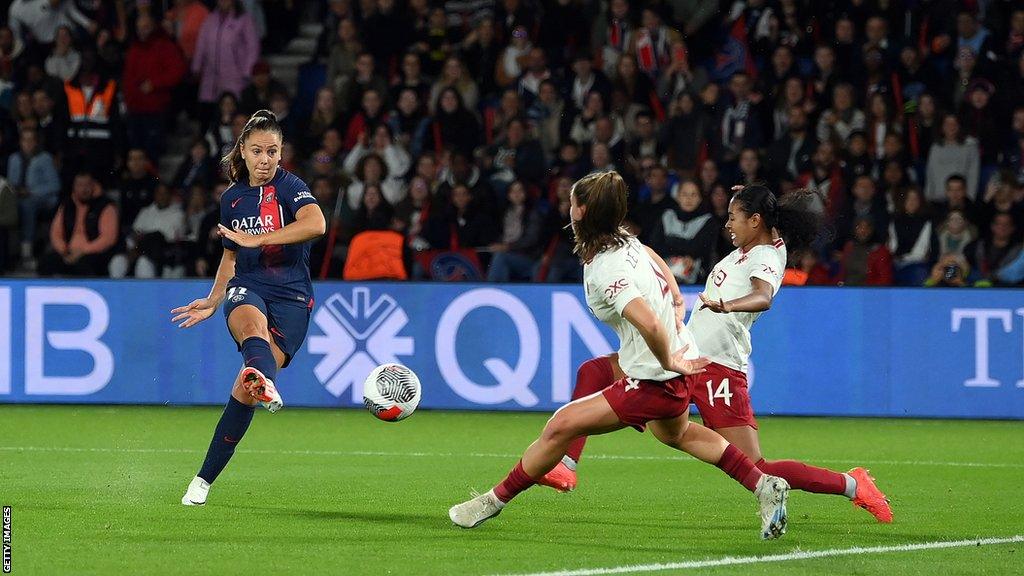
xmin=307 ymin=288 xmax=413 ymax=400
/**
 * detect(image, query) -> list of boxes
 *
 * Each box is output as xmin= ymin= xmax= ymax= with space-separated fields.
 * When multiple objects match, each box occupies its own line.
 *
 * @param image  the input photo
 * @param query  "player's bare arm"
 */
xmin=699 ymin=278 xmax=774 ymax=314
xmin=621 ymin=296 xmax=709 ymax=375
xmin=171 ymin=248 xmax=237 ymax=328
xmin=218 ymin=203 xmax=326 ymax=248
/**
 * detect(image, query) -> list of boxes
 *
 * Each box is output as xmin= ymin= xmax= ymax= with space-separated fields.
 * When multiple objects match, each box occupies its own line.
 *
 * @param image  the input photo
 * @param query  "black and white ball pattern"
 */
xmin=362 ymin=363 xmax=422 ymax=421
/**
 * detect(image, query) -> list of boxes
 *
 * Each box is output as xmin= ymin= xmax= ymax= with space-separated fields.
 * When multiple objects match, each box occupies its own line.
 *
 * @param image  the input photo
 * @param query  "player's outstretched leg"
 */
xmin=650 ymin=417 xmax=790 ymax=540
xmin=449 ymin=393 xmax=624 ymax=528
xmin=718 ymin=426 xmax=892 ymax=523
xmin=183 ymin=310 xmax=287 ymax=505
xmin=182 ymin=369 xmax=257 ymax=505
xmin=539 ymin=355 xmax=617 ymax=492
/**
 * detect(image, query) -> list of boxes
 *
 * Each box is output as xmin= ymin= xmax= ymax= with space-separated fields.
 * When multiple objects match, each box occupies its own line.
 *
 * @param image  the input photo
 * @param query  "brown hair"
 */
xmin=222 ymin=110 xmax=282 ymax=183
xmin=571 ymin=171 xmax=631 ymax=262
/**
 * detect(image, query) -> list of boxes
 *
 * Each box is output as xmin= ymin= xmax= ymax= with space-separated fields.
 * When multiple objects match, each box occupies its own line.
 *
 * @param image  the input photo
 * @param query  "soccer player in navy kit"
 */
xmin=172 ymin=110 xmax=325 ymax=505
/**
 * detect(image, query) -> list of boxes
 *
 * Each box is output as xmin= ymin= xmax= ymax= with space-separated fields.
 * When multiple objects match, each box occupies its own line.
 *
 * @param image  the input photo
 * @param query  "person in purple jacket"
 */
xmin=191 ymin=0 xmax=259 ymax=129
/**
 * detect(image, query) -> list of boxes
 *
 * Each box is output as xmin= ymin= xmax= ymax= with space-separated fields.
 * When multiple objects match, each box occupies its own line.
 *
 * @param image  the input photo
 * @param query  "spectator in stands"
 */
xmin=837 ymin=174 xmax=890 ymax=248
xmin=461 ymin=17 xmax=500 ymax=99
xmin=117 ymin=149 xmax=159 ymax=234
xmin=965 ymin=213 xmax=1021 ymax=285
xmin=192 ymin=181 xmax=228 ymax=277
xmin=979 ymin=173 xmax=1024 ymax=235
xmin=205 ymin=92 xmax=240 ymax=160
xmin=486 ymin=180 xmax=545 ymax=281
xmin=525 ymin=80 xmax=566 ymax=161
xmin=817 ymin=83 xmax=865 ymax=147
xmin=171 ymin=138 xmax=216 ymax=194
xmin=632 ymin=163 xmax=677 ymax=243
xmin=39 ymin=171 xmax=118 ymax=277
xmin=304 ymin=88 xmax=343 ymax=155
xmin=123 ymin=13 xmax=187 ymax=163
xmin=414 ymin=6 xmax=452 ymax=77
xmin=344 ymin=124 xmax=412 ymax=188
xmin=387 ymin=88 xmax=430 ymax=159
xmin=338 ymin=52 xmax=389 ymax=116
xmin=839 ymin=217 xmax=893 ymax=286
xmin=592 ymin=0 xmax=634 ymax=78
xmin=109 ymin=183 xmax=186 ymax=278
xmin=192 ymin=0 xmax=259 ymax=127
xmin=925 ymin=114 xmax=980 ymax=202
xmin=31 ymin=89 xmax=64 ymax=156
xmin=343 ymin=88 xmax=388 ymax=151
xmin=649 ymin=178 xmax=717 ymax=284
xmin=429 ymin=56 xmax=479 ymax=113
xmin=535 ymin=177 xmax=581 ymax=282
xmin=936 ymin=208 xmax=976 ymax=260
xmin=8 ymin=128 xmax=59 ymax=269
xmin=517 ymin=47 xmax=552 ymax=105
xmin=63 ymin=49 xmax=121 ymax=182
xmin=932 ymin=174 xmax=980 ymax=228
xmin=496 ymin=25 xmax=532 ymax=91
xmin=888 ymin=188 xmax=935 ymax=285
xmin=8 ymin=0 xmax=95 ymax=47
xmin=392 ymin=52 xmax=430 ymax=106
xmin=394 ymin=175 xmax=433 ymax=251
xmin=767 ymin=106 xmax=816 ymax=191
xmin=349 ymin=183 xmax=395 ymax=239
xmin=626 ymin=111 xmax=664 ymax=175
xmin=345 ymin=152 xmax=406 ymax=211
xmin=163 ymin=0 xmax=210 ymax=63
xmin=735 ymin=147 xmax=769 ymax=189
xmin=424 ymin=183 xmax=494 ymax=250
xmin=44 ymin=26 xmax=79 ymax=82
xmin=426 ymin=88 xmax=480 ymax=157
xmin=326 ymin=18 xmax=361 ymax=98
xmin=661 ymin=92 xmax=709 ymax=175
xmin=239 ymin=60 xmax=286 ymax=115
xmin=720 ymin=72 xmax=763 ymax=165
xmin=483 ymin=118 xmax=546 ymax=193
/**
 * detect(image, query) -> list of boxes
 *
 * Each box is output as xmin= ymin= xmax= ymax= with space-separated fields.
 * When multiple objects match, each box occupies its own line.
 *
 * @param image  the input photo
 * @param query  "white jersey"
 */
xmin=584 ymin=237 xmax=699 ymax=381
xmin=688 ymin=239 xmax=786 ymax=372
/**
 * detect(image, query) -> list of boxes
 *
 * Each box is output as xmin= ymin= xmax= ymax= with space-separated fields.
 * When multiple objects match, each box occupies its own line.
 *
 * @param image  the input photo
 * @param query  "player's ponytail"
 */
xmin=732 ymin=185 xmax=825 ymax=252
xmin=222 ymin=110 xmax=283 ymax=183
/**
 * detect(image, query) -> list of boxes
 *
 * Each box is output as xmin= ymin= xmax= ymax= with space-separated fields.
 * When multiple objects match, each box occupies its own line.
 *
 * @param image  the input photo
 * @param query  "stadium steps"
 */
xmin=269 ymin=23 xmax=322 ymax=90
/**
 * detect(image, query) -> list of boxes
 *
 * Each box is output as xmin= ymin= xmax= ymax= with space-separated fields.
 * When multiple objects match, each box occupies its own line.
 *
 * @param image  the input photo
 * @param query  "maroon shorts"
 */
xmin=687 ymin=362 xmax=758 ymax=429
xmin=602 ymin=374 xmax=691 ymax=432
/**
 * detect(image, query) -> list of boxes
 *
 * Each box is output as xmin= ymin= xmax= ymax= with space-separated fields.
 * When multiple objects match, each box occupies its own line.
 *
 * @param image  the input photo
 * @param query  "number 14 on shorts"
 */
xmin=705 ymin=378 xmax=733 ymax=407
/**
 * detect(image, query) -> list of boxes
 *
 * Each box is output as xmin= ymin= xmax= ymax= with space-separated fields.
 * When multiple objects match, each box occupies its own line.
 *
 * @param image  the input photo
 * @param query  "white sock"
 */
xmin=561 ymin=455 xmax=577 ymax=471
xmin=488 ymin=489 xmax=506 ymax=509
xmin=842 ymin=473 xmax=857 ymax=499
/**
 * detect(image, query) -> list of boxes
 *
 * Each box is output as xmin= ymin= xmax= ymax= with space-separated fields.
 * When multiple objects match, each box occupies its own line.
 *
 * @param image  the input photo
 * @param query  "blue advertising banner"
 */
xmin=0 ymin=279 xmax=1022 ymax=419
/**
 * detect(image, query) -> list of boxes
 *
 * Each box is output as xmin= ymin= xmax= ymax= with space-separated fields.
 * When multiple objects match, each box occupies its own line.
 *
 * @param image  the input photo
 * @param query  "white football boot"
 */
xmin=239 ymin=367 xmax=284 ymax=413
xmin=448 ymin=490 xmax=505 ymax=528
xmin=754 ymin=474 xmax=790 ymax=540
xmin=182 ymin=476 xmax=210 ymax=506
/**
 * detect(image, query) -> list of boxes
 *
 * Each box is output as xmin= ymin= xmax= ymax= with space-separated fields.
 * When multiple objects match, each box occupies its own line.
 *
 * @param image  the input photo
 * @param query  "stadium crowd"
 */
xmin=2 ymin=0 xmax=1024 ymax=286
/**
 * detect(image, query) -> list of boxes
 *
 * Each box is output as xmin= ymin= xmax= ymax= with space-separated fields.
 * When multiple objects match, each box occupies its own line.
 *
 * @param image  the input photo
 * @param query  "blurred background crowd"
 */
xmin=2 ymin=0 xmax=1024 ymax=286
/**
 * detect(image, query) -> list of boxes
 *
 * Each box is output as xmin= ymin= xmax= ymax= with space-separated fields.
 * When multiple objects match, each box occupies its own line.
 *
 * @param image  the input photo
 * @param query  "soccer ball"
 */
xmin=362 ymin=363 xmax=422 ymax=422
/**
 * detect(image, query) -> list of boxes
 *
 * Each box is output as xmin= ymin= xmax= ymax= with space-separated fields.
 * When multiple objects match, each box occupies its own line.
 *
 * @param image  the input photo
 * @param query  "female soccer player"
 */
xmin=448 ymin=172 xmax=792 ymax=540
xmin=171 ymin=110 xmax=326 ymax=506
xmin=546 ymin=185 xmax=893 ymax=523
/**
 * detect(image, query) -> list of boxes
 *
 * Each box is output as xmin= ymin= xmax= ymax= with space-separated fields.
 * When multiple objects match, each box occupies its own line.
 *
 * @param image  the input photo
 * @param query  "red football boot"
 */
xmin=848 ymin=467 xmax=893 ymax=523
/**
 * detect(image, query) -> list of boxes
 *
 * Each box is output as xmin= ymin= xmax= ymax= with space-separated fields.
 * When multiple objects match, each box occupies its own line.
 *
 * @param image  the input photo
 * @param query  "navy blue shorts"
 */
xmin=223 ymin=284 xmax=312 ymax=368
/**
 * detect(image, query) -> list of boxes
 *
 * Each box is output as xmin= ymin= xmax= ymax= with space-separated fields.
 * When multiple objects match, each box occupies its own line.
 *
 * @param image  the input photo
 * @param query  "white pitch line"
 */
xmin=493 ymin=535 xmax=1024 ymax=576
xmin=0 ymin=445 xmax=1021 ymax=469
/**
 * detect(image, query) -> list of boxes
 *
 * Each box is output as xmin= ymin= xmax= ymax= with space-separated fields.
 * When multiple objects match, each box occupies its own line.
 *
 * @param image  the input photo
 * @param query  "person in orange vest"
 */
xmin=63 ymin=49 xmax=122 ymax=184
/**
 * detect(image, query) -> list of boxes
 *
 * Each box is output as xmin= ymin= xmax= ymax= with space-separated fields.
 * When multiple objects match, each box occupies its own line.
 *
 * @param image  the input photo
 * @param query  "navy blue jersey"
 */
xmin=221 ymin=168 xmax=319 ymax=303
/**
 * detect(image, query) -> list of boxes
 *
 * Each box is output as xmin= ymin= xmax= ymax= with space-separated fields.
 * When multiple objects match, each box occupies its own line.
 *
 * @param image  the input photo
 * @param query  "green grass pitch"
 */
xmin=2 ymin=405 xmax=1022 ymax=575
